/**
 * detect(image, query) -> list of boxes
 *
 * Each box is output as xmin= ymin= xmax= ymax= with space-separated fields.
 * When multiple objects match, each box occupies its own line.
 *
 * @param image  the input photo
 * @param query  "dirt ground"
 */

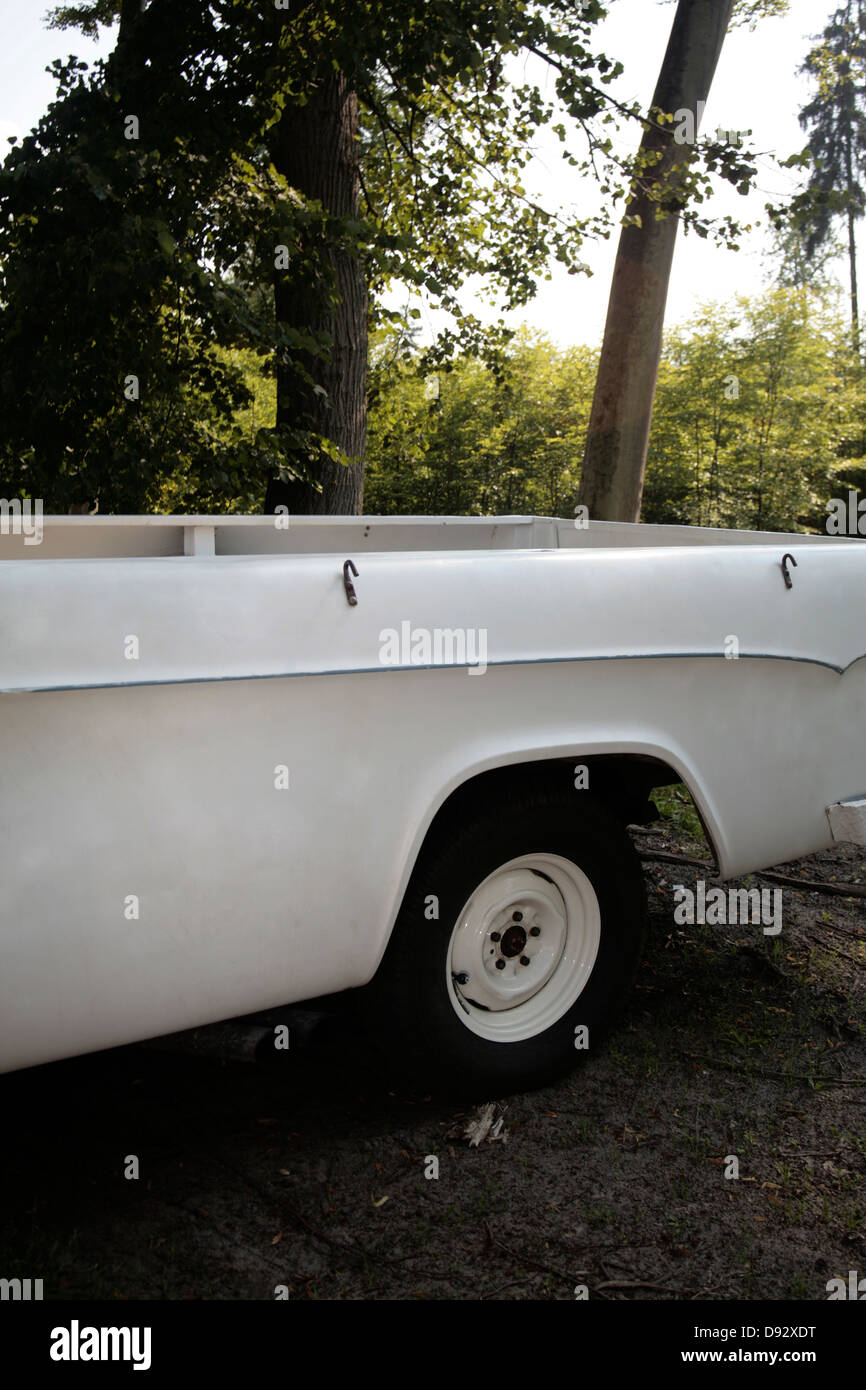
xmin=2 ymin=824 xmax=864 ymax=1302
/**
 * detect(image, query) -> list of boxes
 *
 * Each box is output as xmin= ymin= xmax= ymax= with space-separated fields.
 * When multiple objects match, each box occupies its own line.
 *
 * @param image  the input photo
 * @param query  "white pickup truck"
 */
xmin=2 ymin=513 xmax=864 ymax=1093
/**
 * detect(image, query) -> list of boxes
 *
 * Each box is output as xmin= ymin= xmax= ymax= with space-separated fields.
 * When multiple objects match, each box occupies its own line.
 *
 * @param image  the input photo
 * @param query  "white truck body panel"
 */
xmin=1 ymin=514 xmax=864 ymax=1073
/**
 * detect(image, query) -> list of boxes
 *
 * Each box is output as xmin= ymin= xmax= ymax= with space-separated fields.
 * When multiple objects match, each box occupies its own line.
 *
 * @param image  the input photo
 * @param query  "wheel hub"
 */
xmin=499 ymin=923 xmax=527 ymax=957
xmin=450 ymin=867 xmax=573 ymax=1011
xmin=446 ymin=852 xmax=602 ymax=1042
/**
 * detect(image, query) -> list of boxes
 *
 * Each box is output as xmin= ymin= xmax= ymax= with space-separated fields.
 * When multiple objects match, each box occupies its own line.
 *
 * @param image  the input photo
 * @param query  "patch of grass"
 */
xmin=678 ymin=1132 xmax=711 ymax=1163
xmin=780 ymin=1193 xmax=810 ymax=1224
xmin=650 ymin=785 xmax=707 ymax=849
xmin=587 ymin=1202 xmax=614 ymax=1230
xmin=577 ymin=1116 xmax=594 ymax=1142
xmin=666 ymin=1209 xmax=687 ymax=1240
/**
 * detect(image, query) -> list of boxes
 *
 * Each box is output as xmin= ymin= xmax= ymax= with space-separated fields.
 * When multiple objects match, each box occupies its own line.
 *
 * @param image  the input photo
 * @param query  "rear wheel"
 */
xmin=367 ymin=784 xmax=647 ymax=1096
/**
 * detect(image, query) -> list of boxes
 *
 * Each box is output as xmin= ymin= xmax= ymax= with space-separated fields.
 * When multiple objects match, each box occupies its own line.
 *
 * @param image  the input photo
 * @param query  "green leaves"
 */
xmin=366 ymin=326 xmax=596 ymax=516
xmin=0 ymin=20 xmax=282 ymax=511
xmin=154 ymin=222 xmax=175 ymax=257
xmin=0 ymin=0 xmax=784 ymax=512
xmin=366 ymin=290 xmax=865 ymax=534
xmin=790 ymin=0 xmax=866 ymax=330
xmin=644 ymin=288 xmax=864 ymax=532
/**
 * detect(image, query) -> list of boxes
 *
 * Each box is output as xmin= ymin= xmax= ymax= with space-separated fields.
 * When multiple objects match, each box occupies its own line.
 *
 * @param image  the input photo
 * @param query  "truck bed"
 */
xmin=0 ymin=512 xmax=845 ymax=560
xmin=1 ymin=511 xmax=863 ymax=1077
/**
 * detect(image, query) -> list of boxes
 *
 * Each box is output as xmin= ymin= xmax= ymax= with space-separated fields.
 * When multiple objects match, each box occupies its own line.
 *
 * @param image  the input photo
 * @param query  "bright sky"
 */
xmin=501 ymin=0 xmax=837 ymax=347
xmin=0 ymin=0 xmax=842 ymax=347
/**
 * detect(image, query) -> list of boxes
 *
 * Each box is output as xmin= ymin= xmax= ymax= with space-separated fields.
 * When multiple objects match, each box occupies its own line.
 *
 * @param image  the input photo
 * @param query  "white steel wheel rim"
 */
xmin=446 ymin=852 xmax=602 ymax=1043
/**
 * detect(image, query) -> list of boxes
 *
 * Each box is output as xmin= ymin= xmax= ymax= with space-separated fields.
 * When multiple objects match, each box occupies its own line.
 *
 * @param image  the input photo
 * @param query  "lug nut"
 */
xmin=495 ymin=959 xmax=506 ymax=971
xmin=520 ymin=955 xmax=530 ymax=967
xmin=512 ymin=911 xmax=523 ymax=922
xmin=490 ymin=931 xmax=501 ymax=942
xmin=529 ymin=926 xmax=541 ymax=937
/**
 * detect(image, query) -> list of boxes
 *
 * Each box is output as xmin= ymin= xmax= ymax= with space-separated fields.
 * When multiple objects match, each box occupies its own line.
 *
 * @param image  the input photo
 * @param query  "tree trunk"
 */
xmin=578 ymin=0 xmax=735 ymax=523
xmin=848 ymin=205 xmax=859 ymax=355
xmin=267 ymin=71 xmax=367 ymax=515
xmin=845 ymin=126 xmax=860 ymax=355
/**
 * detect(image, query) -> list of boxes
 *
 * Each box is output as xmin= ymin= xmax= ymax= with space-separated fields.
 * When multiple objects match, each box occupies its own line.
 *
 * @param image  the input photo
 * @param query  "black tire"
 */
xmin=364 ymin=782 xmax=647 ymax=1097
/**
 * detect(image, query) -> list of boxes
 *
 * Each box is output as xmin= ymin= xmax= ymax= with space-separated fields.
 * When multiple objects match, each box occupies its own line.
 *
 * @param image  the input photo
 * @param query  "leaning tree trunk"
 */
xmin=847 ymin=203 xmax=860 ymax=356
xmin=578 ymin=0 xmax=735 ymax=523
xmin=845 ymin=128 xmax=861 ymax=356
xmin=267 ymin=70 xmax=367 ymax=515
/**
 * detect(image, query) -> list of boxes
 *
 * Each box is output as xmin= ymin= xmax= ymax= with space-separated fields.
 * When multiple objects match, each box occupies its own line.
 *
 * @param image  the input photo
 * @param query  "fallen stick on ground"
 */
xmin=637 ymin=850 xmax=866 ymax=900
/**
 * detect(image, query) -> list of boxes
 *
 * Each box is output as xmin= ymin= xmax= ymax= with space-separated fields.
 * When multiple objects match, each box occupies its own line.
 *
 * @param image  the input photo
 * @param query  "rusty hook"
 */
xmin=781 ymin=553 xmax=797 ymax=590
xmin=342 ymin=559 xmax=359 ymax=606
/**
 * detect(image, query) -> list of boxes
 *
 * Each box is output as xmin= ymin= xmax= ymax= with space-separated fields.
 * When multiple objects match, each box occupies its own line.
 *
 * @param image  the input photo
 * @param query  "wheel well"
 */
xmin=424 ymin=754 xmax=685 ymax=846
